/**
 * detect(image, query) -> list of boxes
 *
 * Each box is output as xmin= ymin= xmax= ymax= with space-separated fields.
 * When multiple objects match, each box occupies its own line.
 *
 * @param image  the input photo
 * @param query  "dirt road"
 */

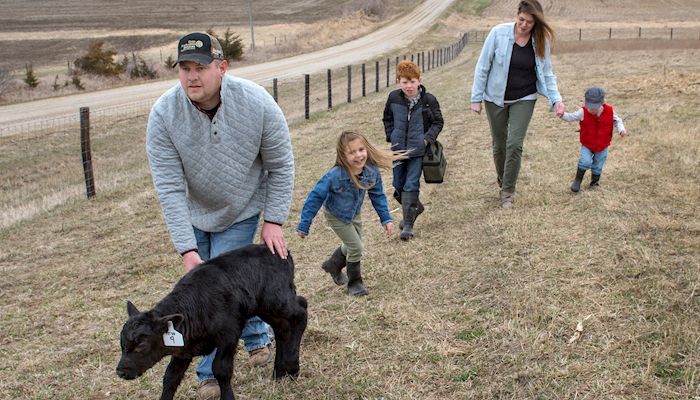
xmin=0 ymin=0 xmax=455 ymax=131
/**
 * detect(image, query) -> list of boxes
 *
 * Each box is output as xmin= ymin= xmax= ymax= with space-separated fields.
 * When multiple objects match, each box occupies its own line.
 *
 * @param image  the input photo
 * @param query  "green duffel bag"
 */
xmin=422 ymin=140 xmax=447 ymax=184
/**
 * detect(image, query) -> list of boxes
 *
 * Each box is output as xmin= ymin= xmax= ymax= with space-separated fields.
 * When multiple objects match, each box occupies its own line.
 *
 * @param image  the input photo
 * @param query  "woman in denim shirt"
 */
xmin=297 ymin=131 xmax=405 ymax=296
xmin=470 ymin=0 xmax=566 ymax=209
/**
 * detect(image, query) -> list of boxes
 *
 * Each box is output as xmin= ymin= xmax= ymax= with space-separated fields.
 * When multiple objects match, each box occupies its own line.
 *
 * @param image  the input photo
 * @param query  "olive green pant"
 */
xmin=324 ymin=209 xmax=363 ymax=263
xmin=484 ymin=100 xmax=536 ymax=193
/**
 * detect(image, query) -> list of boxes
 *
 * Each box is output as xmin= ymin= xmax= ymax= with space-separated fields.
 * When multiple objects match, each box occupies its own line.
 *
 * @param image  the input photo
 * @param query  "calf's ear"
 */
xmin=126 ymin=301 xmax=140 ymax=317
xmin=159 ymin=314 xmax=185 ymax=331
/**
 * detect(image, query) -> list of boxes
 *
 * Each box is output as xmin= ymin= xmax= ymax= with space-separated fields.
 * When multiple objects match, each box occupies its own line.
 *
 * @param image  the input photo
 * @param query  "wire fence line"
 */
xmin=1 ymin=25 xmax=698 ymax=138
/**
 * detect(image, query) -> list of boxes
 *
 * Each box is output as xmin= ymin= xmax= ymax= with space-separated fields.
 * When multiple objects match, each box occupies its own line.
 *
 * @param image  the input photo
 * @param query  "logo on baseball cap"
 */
xmin=172 ymin=32 xmax=224 ymax=68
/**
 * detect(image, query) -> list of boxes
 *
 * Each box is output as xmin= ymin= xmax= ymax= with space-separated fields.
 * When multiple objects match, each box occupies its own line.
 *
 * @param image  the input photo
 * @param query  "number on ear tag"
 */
xmin=163 ymin=320 xmax=184 ymax=347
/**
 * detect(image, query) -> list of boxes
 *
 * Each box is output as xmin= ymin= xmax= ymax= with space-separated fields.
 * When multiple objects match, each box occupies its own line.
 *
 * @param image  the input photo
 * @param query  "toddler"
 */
xmin=561 ymin=86 xmax=626 ymax=192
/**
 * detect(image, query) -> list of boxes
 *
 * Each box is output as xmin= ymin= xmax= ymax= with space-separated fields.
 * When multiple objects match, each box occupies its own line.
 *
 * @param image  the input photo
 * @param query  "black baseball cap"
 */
xmin=172 ymin=32 xmax=224 ymax=68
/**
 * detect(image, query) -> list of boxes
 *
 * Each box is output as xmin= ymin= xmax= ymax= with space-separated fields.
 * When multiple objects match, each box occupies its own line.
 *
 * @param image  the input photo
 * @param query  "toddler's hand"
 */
xmin=296 ymin=231 xmax=306 ymax=239
xmin=620 ymin=130 xmax=626 ymax=137
xmin=384 ymin=222 xmax=394 ymax=236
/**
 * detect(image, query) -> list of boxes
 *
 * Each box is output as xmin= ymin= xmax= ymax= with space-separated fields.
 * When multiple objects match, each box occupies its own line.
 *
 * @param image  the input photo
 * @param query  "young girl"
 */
xmin=296 ymin=130 xmax=405 ymax=296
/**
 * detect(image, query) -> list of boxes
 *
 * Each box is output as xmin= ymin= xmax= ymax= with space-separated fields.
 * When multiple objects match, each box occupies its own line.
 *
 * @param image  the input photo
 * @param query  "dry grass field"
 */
xmin=1 ymin=0 xmax=699 ymax=399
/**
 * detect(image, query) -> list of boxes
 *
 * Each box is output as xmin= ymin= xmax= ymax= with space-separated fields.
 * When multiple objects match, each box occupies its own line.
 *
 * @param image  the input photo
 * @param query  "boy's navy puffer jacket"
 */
xmin=382 ymin=85 xmax=443 ymax=157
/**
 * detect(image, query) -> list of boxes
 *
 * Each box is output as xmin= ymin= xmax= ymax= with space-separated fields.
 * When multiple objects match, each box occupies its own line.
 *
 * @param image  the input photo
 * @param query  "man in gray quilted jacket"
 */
xmin=146 ymin=32 xmax=294 ymax=399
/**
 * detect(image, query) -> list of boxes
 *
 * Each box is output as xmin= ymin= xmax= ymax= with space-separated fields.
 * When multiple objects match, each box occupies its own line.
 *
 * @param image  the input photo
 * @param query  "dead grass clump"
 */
xmin=361 ymin=0 xmax=387 ymax=19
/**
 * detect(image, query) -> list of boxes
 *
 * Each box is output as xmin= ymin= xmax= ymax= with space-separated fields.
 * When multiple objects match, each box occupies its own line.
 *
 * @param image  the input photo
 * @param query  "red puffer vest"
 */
xmin=580 ymin=104 xmax=614 ymax=153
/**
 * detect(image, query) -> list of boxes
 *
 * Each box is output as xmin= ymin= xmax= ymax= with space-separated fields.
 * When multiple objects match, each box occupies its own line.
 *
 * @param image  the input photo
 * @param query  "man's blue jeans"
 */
xmin=193 ymin=214 xmax=273 ymax=383
xmin=392 ymin=156 xmax=424 ymax=194
xmin=578 ymin=145 xmax=608 ymax=175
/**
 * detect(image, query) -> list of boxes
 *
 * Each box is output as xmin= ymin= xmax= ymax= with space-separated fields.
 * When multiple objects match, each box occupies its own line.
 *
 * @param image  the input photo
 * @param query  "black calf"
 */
xmin=116 ymin=244 xmax=308 ymax=400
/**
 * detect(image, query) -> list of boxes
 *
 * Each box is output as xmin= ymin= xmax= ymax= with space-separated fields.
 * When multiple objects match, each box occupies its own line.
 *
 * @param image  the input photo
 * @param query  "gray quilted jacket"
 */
xmin=146 ymin=74 xmax=294 ymax=254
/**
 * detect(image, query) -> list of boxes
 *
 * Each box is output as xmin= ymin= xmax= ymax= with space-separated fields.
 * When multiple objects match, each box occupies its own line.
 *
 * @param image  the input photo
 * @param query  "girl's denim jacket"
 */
xmin=296 ymin=164 xmax=392 ymax=235
xmin=470 ymin=22 xmax=562 ymax=109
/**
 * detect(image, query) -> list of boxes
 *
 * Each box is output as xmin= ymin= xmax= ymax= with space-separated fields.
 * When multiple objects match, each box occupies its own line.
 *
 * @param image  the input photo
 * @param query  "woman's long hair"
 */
xmin=335 ymin=130 xmax=407 ymax=189
xmin=518 ymin=0 xmax=554 ymax=59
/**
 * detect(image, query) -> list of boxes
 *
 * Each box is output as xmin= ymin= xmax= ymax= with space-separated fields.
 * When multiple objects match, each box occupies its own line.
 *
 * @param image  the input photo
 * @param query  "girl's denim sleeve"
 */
xmin=296 ymin=172 xmax=332 ymax=235
xmin=368 ymin=175 xmax=392 ymax=226
xmin=470 ymin=27 xmax=497 ymax=103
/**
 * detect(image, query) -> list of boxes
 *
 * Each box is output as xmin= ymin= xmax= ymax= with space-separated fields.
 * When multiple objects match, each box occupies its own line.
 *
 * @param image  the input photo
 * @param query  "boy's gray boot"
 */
xmin=346 ymin=261 xmax=368 ymax=296
xmin=395 ymin=191 xmax=424 ymax=229
xmin=321 ymin=247 xmax=348 ymax=286
xmin=571 ymin=168 xmax=586 ymax=193
xmin=400 ymin=191 xmax=419 ymax=241
xmin=589 ymin=173 xmax=601 ymax=188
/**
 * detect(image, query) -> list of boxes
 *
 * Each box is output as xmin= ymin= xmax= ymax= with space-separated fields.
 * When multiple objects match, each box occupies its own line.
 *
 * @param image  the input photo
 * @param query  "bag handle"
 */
xmin=425 ymin=141 xmax=434 ymax=161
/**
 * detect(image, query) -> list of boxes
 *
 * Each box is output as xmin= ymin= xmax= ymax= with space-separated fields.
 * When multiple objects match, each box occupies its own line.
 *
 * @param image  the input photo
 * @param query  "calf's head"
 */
xmin=116 ymin=301 xmax=183 ymax=380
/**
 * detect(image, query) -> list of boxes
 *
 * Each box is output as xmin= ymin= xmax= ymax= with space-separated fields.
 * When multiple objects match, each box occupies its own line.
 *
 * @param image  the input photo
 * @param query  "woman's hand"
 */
xmin=470 ymin=102 xmax=482 ymax=114
xmin=554 ymin=101 xmax=565 ymax=117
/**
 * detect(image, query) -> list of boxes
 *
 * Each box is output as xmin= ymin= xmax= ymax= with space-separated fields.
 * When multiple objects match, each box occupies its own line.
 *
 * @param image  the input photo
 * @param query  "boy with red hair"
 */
xmin=383 ymin=60 xmax=444 ymax=240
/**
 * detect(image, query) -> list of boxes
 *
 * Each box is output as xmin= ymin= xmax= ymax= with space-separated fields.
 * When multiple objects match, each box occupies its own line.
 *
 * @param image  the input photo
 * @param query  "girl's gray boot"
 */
xmin=346 ymin=261 xmax=368 ymax=296
xmin=321 ymin=247 xmax=348 ymax=285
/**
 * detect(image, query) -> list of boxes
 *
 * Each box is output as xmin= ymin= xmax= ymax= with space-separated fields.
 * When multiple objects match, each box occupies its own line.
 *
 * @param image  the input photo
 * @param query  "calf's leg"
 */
xmin=212 ymin=344 xmax=237 ymax=400
xmin=266 ymin=295 xmax=308 ymax=379
xmin=160 ymin=356 xmax=191 ymax=400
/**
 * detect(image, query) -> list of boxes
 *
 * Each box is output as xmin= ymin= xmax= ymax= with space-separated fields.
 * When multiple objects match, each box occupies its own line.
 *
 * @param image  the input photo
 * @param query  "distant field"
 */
xmin=0 ymin=0 xmax=408 ymax=71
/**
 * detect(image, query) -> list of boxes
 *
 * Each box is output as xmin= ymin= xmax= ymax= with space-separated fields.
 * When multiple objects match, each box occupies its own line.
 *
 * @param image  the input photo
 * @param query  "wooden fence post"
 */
xmin=361 ymin=63 xmax=366 ymax=97
xmin=387 ymin=58 xmax=391 ymax=87
xmin=79 ymin=107 xmax=96 ymax=199
xmin=609 ymin=27 xmax=612 ymax=39
xmin=347 ymin=65 xmax=352 ymax=103
xmin=304 ymin=74 xmax=310 ymax=119
xmin=375 ymin=61 xmax=379 ymax=93
xmin=326 ymin=68 xmax=333 ymax=110
xmin=272 ymin=78 xmax=278 ymax=103
xmin=327 ymin=69 xmax=332 ymax=110
xmin=638 ymin=27 xmax=642 ymax=38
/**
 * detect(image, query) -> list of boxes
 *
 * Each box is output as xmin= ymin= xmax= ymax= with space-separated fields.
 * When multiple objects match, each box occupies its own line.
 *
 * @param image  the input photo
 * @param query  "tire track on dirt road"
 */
xmin=0 ymin=0 xmax=455 ymax=135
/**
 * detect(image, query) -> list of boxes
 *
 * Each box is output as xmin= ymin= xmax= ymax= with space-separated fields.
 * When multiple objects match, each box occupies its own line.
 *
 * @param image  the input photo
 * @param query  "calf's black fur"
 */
xmin=116 ymin=244 xmax=308 ymax=400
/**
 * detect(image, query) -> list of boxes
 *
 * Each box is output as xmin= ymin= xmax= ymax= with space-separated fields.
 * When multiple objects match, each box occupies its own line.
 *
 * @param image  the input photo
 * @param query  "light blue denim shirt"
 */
xmin=471 ymin=22 xmax=562 ymax=109
xmin=296 ymin=164 xmax=392 ymax=235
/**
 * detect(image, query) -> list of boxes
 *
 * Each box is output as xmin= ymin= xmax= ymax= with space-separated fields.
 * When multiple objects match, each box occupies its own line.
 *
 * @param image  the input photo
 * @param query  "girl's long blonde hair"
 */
xmin=335 ymin=130 xmax=407 ymax=189
xmin=518 ymin=0 xmax=554 ymax=59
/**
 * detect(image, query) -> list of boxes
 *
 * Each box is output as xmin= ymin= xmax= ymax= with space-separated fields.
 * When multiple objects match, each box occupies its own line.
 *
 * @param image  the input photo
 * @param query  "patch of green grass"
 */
xmin=456 ymin=327 xmax=486 ymax=341
xmin=451 ymin=368 xmax=479 ymax=382
xmin=654 ymin=360 xmax=684 ymax=384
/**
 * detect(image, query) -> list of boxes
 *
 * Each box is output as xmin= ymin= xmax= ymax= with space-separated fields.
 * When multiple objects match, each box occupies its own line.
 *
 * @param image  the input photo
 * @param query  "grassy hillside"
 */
xmin=0 ymin=36 xmax=698 ymax=400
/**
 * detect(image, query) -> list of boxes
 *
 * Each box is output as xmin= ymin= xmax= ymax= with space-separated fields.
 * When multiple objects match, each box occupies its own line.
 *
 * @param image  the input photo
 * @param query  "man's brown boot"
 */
xmin=197 ymin=378 xmax=220 ymax=400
